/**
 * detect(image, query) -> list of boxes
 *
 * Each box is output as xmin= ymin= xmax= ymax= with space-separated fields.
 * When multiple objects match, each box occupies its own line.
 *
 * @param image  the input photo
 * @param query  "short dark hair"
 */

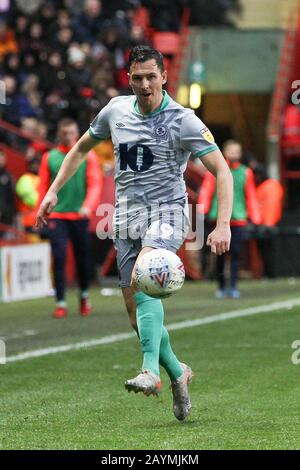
xmin=128 ymin=45 xmax=164 ymax=73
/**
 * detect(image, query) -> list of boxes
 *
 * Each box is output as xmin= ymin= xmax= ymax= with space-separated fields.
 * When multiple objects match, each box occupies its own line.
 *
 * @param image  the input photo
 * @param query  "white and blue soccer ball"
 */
xmin=135 ymin=249 xmax=185 ymax=299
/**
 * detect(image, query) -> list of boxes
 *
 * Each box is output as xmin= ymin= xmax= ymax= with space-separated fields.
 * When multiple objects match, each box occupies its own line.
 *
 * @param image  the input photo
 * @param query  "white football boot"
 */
xmin=171 ymin=363 xmax=193 ymax=421
xmin=125 ymin=370 xmax=162 ymax=397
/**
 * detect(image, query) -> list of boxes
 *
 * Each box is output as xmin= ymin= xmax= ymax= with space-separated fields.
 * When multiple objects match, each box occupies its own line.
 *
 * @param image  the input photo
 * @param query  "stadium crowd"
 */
xmin=0 ymin=0 xmax=148 ymax=142
xmin=0 ymin=0 xmax=241 ymax=142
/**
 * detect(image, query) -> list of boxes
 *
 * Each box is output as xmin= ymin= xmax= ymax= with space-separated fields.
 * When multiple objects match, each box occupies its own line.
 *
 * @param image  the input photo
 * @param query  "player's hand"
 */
xmin=35 ymin=191 xmax=57 ymax=229
xmin=207 ymin=224 xmax=231 ymax=255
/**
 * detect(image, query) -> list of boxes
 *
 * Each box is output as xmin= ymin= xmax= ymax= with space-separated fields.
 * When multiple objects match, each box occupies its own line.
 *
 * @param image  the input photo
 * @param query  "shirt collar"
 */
xmin=58 ymin=144 xmax=72 ymax=153
xmin=133 ymin=90 xmax=171 ymax=116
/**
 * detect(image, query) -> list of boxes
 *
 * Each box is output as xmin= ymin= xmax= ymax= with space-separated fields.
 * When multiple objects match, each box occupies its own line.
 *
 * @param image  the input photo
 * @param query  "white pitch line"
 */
xmin=5 ymin=298 xmax=300 ymax=364
xmin=1 ymin=330 xmax=39 ymax=341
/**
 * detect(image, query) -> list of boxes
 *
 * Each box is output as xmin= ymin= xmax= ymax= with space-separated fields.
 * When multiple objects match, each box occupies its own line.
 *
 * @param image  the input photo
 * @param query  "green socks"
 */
xmin=160 ymin=326 xmax=183 ymax=381
xmin=134 ymin=292 xmax=163 ymax=376
xmin=134 ymin=292 xmax=183 ymax=380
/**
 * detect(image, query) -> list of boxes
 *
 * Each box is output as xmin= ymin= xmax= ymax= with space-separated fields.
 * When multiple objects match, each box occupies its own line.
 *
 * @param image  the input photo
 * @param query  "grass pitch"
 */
xmin=0 ymin=279 xmax=300 ymax=450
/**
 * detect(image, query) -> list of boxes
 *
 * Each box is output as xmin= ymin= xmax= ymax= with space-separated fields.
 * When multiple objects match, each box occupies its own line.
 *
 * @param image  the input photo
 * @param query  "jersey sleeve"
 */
xmin=89 ymin=101 xmax=112 ymax=141
xmin=179 ymin=110 xmax=219 ymax=158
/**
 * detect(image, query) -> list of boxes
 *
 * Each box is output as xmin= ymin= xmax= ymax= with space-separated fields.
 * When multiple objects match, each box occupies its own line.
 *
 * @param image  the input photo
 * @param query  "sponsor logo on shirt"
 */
xmin=116 ymin=122 xmax=126 ymax=128
xmin=201 ymin=127 xmax=215 ymax=143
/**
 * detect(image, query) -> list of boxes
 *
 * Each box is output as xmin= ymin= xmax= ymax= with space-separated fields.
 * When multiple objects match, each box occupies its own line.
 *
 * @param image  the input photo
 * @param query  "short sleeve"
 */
xmin=89 ymin=101 xmax=112 ymax=141
xmin=180 ymin=110 xmax=219 ymax=158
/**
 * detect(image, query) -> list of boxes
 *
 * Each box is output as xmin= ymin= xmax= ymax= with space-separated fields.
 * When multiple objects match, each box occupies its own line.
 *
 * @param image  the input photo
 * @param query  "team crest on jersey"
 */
xmin=201 ymin=127 xmax=215 ymax=143
xmin=153 ymin=125 xmax=168 ymax=140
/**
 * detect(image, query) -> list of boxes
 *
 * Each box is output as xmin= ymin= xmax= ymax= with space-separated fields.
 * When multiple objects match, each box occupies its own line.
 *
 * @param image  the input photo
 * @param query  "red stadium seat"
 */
xmin=152 ymin=32 xmax=181 ymax=56
xmin=282 ymin=103 xmax=300 ymax=151
xmin=133 ymin=7 xmax=150 ymax=30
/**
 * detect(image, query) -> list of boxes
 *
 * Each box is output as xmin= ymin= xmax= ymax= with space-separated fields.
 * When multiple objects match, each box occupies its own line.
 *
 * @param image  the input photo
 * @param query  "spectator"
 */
xmin=101 ymin=0 xmax=140 ymax=20
xmin=64 ymin=0 xmax=86 ymax=15
xmin=73 ymin=0 xmax=104 ymax=44
xmin=21 ymin=74 xmax=44 ymax=119
xmin=14 ymin=0 xmax=43 ymax=15
xmin=141 ymin=0 xmax=187 ymax=32
xmin=254 ymin=165 xmax=284 ymax=278
xmin=53 ymin=27 xmax=74 ymax=60
xmin=1 ymin=75 xmax=37 ymax=126
xmin=0 ymin=150 xmax=15 ymax=234
xmin=38 ymin=118 xmax=102 ymax=318
xmin=67 ymin=46 xmax=91 ymax=89
xmin=34 ymin=2 xmax=57 ymax=41
xmin=0 ymin=19 xmax=18 ymax=62
xmin=21 ymin=118 xmax=49 ymax=158
xmin=14 ymin=15 xmax=29 ymax=45
xmin=198 ymin=139 xmax=261 ymax=298
xmin=48 ymin=9 xmax=73 ymax=36
xmin=39 ymin=51 xmax=71 ymax=96
xmin=1 ymin=53 xmax=22 ymax=84
xmin=22 ymin=21 xmax=46 ymax=61
xmin=91 ymin=60 xmax=119 ymax=108
xmin=129 ymin=24 xmax=149 ymax=48
xmin=20 ymin=52 xmax=40 ymax=82
xmin=254 ymin=165 xmax=284 ymax=228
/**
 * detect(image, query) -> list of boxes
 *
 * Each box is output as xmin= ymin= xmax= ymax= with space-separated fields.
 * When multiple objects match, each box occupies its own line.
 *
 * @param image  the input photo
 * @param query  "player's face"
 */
xmin=129 ymin=59 xmax=167 ymax=114
xmin=223 ymin=143 xmax=242 ymax=162
xmin=58 ymin=124 xmax=79 ymax=146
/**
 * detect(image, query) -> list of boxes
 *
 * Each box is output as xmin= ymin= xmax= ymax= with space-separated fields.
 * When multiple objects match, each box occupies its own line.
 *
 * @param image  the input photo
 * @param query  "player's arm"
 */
xmin=201 ymin=149 xmax=233 ymax=255
xmin=36 ymin=132 xmax=98 ymax=228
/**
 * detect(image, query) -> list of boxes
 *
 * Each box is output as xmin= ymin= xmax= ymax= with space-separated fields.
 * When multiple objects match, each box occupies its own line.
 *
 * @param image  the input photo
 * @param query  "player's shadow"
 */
xmin=139 ymin=414 xmax=202 ymax=430
xmin=153 ymin=418 xmax=201 ymax=429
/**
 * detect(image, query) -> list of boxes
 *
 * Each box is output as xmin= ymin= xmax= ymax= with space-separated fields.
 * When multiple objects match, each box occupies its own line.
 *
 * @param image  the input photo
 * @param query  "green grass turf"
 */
xmin=0 ymin=279 xmax=300 ymax=449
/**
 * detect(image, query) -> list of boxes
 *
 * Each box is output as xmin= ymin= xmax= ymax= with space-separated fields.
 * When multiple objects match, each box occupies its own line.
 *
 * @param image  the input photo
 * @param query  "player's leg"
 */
xmin=69 ymin=219 xmax=92 ymax=315
xmin=138 ymin=208 xmax=192 ymax=419
xmin=118 ymin=210 xmax=193 ymax=417
xmin=122 ymin=285 xmax=192 ymax=417
xmin=122 ymin=285 xmax=182 ymax=381
xmin=133 ymin=246 xmax=188 ymax=379
xmin=48 ymin=219 xmax=68 ymax=318
xmin=229 ymin=226 xmax=244 ymax=298
xmin=122 ymin=288 xmax=162 ymax=395
xmin=116 ymin=240 xmax=162 ymax=395
xmin=216 ymin=253 xmax=226 ymax=298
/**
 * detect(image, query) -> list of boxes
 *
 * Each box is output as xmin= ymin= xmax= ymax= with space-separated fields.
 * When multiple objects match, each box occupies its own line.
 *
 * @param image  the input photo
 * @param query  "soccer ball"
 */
xmin=135 ymin=249 xmax=185 ymax=299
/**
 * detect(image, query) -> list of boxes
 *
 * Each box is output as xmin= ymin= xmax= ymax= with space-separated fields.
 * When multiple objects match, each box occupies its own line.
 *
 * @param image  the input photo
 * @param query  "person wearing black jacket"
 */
xmin=0 ymin=150 xmax=15 ymax=235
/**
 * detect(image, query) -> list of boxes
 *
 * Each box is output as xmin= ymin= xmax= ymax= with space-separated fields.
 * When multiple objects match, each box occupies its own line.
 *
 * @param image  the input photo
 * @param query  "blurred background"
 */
xmin=1 ymin=0 xmax=300 ymax=300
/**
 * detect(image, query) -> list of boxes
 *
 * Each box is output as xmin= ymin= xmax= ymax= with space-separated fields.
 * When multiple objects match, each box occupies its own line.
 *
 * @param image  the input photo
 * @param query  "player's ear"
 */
xmin=162 ymin=70 xmax=167 ymax=85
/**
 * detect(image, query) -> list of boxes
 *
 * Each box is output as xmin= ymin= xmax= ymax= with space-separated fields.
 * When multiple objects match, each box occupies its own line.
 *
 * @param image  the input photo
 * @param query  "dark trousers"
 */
xmin=48 ymin=218 xmax=90 ymax=301
xmin=216 ymin=225 xmax=245 ymax=290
